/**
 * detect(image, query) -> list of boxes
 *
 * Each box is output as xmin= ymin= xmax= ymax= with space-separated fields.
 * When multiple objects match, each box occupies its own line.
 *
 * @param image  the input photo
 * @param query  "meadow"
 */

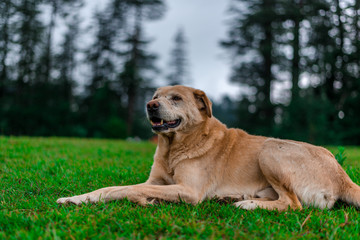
xmin=1 ymin=136 xmax=360 ymax=239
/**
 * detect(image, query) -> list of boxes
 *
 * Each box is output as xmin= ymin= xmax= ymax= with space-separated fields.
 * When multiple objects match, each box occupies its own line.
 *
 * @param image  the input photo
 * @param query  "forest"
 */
xmin=0 ymin=0 xmax=359 ymax=145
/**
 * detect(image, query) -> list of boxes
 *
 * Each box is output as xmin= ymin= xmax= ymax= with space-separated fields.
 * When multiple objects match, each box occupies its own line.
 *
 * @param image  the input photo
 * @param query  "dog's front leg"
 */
xmin=57 ymin=184 xmax=200 ymax=205
xmin=56 ymin=184 xmax=144 ymax=205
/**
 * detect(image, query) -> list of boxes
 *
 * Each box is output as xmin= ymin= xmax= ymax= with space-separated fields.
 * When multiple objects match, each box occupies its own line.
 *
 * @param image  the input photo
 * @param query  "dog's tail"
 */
xmin=341 ymin=180 xmax=360 ymax=208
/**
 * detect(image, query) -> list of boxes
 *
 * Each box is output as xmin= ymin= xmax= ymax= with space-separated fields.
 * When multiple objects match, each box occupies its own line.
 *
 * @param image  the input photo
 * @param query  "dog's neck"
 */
xmin=158 ymin=118 xmax=210 ymax=147
xmin=156 ymin=117 xmax=226 ymax=172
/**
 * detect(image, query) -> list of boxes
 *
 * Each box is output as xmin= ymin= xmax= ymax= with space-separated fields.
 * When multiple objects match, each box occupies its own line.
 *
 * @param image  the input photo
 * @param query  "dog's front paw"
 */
xmin=57 ymin=195 xmax=94 ymax=205
xmin=234 ymin=200 xmax=259 ymax=210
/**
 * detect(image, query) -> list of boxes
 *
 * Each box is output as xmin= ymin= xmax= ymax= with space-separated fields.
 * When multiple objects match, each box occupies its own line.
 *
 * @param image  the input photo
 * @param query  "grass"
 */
xmin=1 ymin=136 xmax=360 ymax=239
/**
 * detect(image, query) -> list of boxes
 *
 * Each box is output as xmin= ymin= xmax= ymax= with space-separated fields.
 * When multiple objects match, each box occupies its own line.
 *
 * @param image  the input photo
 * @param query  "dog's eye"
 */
xmin=153 ymin=96 xmax=158 ymax=100
xmin=172 ymin=96 xmax=182 ymax=101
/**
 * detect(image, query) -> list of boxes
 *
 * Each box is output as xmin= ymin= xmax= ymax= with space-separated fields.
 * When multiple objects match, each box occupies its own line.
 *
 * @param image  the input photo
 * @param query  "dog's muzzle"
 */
xmin=146 ymin=100 xmax=181 ymax=131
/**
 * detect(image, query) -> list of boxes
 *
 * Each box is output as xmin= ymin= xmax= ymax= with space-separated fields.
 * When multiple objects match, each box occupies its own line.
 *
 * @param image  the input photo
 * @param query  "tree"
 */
xmin=52 ymin=15 xmax=81 ymax=135
xmin=6 ymin=0 xmax=44 ymax=135
xmin=0 ymin=0 xmax=16 ymax=134
xmin=297 ymin=0 xmax=360 ymax=143
xmin=221 ymin=0 xmax=279 ymax=136
xmin=82 ymin=9 xmax=125 ymax=138
xmin=81 ymin=0 xmax=165 ymax=138
xmin=167 ymin=28 xmax=190 ymax=85
xmin=119 ymin=0 xmax=166 ymax=137
xmin=120 ymin=26 xmax=158 ymax=137
xmin=0 ymin=0 xmax=15 ymax=100
xmin=15 ymin=0 xmax=43 ymax=92
xmin=336 ymin=0 xmax=360 ymax=144
xmin=37 ymin=0 xmax=81 ymax=84
xmin=212 ymin=95 xmax=238 ymax=127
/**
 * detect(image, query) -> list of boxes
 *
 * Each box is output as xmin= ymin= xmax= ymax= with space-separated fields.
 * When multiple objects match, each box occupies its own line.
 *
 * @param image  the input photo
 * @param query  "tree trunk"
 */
xmin=44 ymin=0 xmax=57 ymax=83
xmin=261 ymin=0 xmax=274 ymax=125
xmin=334 ymin=0 xmax=345 ymax=107
xmin=291 ymin=7 xmax=300 ymax=104
xmin=126 ymin=87 xmax=136 ymax=136
xmin=126 ymin=6 xmax=142 ymax=137
xmin=356 ymin=0 xmax=360 ymax=69
xmin=0 ymin=1 xmax=11 ymax=100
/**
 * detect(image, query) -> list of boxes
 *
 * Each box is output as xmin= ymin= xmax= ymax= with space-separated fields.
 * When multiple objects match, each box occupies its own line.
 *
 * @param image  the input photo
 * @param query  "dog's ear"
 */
xmin=193 ymin=89 xmax=212 ymax=118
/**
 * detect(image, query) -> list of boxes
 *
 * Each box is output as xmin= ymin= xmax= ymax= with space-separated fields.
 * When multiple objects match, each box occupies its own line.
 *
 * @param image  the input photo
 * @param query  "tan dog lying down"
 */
xmin=57 ymin=85 xmax=360 ymax=211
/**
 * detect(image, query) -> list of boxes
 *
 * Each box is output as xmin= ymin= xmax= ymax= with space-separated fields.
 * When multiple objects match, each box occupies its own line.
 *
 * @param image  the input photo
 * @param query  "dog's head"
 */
xmin=146 ymin=85 xmax=212 ymax=134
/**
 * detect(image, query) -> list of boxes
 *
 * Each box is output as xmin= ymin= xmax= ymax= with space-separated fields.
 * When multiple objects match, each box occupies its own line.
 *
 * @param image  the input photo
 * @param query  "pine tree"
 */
xmin=51 ymin=15 xmax=81 ymax=135
xmin=82 ymin=8 xmax=126 ymax=138
xmin=37 ymin=0 xmax=81 ymax=84
xmin=0 ymin=0 xmax=15 ymax=101
xmin=16 ymin=0 xmax=43 ymax=92
xmin=221 ymin=0 xmax=279 ymax=135
xmin=119 ymin=0 xmax=165 ymax=137
xmin=337 ymin=0 xmax=360 ymax=144
xmin=9 ymin=0 xmax=44 ymax=135
xmin=167 ymin=28 xmax=190 ymax=86
xmin=0 ymin=0 xmax=16 ymax=133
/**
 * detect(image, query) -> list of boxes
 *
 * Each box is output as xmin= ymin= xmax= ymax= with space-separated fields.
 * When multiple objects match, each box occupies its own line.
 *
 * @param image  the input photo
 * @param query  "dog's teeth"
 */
xmin=150 ymin=120 xmax=154 ymax=125
xmin=161 ymin=119 xmax=164 ymax=125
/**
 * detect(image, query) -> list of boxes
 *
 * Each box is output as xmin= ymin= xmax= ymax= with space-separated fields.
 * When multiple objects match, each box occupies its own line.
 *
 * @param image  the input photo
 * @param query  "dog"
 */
xmin=57 ymin=85 xmax=360 ymax=210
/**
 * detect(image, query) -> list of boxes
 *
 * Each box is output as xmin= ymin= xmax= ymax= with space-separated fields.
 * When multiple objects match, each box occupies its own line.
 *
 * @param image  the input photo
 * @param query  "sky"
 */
xmin=144 ymin=0 xmax=240 ymax=101
xmin=80 ymin=0 xmax=240 ymax=101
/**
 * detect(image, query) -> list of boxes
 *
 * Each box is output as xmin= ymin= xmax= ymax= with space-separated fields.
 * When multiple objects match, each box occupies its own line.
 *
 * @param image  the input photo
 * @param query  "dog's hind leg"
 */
xmin=235 ymin=140 xmax=307 ymax=211
xmin=235 ymin=181 xmax=302 ymax=211
xmin=236 ymin=138 xmax=349 ymax=211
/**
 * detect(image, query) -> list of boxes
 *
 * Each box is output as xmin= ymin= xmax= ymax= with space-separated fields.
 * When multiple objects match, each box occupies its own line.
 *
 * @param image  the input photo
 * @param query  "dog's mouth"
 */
xmin=150 ymin=117 xmax=181 ymax=131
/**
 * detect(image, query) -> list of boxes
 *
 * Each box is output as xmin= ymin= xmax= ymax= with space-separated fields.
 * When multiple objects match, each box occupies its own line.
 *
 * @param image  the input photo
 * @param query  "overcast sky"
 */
xmin=83 ymin=0 xmax=240 ymax=101
xmin=145 ymin=0 xmax=241 ymax=101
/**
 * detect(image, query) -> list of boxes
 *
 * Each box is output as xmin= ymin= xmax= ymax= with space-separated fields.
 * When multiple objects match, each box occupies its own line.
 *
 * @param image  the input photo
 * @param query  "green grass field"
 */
xmin=1 ymin=137 xmax=360 ymax=239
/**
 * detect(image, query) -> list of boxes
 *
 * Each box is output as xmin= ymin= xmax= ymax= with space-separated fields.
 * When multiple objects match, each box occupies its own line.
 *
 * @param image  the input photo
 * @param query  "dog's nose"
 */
xmin=147 ymin=100 xmax=160 ymax=112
